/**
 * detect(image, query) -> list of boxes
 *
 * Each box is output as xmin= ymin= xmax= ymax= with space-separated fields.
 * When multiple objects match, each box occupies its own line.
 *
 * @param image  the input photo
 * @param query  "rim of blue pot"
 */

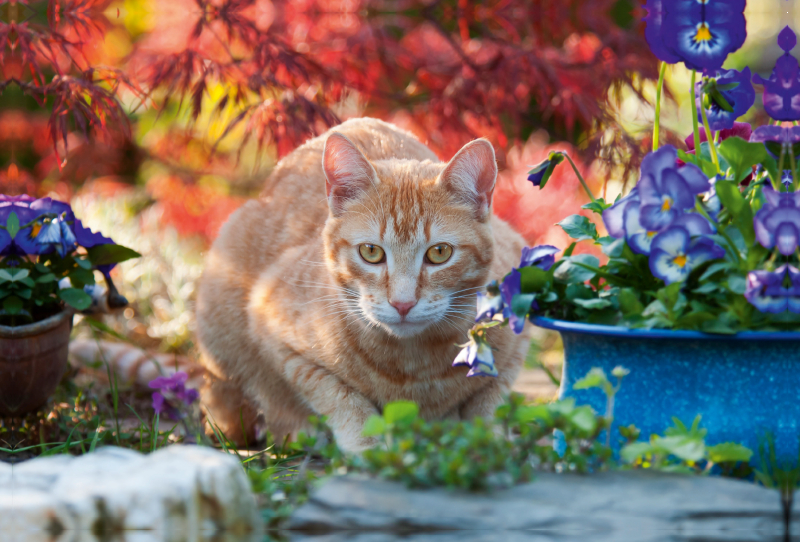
xmin=531 ymin=316 xmax=800 ymax=341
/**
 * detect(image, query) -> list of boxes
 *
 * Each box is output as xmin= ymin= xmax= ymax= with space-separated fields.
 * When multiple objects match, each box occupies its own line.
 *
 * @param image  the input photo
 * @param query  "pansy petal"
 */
xmin=677 ymin=163 xmax=711 ymax=194
xmin=775 ymin=222 xmax=800 ymax=256
xmin=651 ymin=226 xmax=690 ymax=257
xmin=672 ymin=214 xmax=714 ymax=236
xmin=649 ymin=248 xmax=691 ymax=284
xmin=73 ymin=219 xmax=115 ymax=248
xmin=602 ymin=188 xmax=639 ymax=238
xmin=519 ymin=245 xmax=559 ymax=270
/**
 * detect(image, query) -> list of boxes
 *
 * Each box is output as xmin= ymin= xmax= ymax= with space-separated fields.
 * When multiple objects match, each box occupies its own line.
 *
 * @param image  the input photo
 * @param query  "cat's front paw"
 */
xmin=334 ymin=429 xmax=380 ymax=453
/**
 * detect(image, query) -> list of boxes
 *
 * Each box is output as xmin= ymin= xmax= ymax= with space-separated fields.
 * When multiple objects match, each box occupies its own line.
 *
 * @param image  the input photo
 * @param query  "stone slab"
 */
xmin=0 ymin=445 xmax=262 ymax=542
xmin=287 ymin=471 xmax=787 ymax=542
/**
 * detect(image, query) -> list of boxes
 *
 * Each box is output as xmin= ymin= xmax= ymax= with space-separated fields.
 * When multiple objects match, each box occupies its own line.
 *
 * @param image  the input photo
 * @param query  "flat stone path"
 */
xmin=285 ymin=471 xmax=788 ymax=542
xmin=0 ymin=445 xmax=261 ymax=542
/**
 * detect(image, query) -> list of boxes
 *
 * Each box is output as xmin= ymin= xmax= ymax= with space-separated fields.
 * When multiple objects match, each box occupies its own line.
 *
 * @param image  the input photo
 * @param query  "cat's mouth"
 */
xmin=378 ymin=320 xmax=430 ymax=338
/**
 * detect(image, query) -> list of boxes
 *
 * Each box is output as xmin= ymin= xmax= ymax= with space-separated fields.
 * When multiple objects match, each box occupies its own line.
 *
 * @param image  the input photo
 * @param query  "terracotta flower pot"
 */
xmin=0 ymin=311 xmax=73 ymax=416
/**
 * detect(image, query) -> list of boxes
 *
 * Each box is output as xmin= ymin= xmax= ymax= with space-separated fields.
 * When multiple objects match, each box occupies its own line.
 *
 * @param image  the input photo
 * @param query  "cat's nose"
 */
xmin=390 ymin=300 xmax=417 ymax=319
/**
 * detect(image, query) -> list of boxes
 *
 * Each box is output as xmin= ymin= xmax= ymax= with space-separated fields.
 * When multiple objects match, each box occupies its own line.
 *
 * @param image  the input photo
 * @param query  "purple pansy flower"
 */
xmin=744 ymin=265 xmax=800 ymax=314
xmin=499 ymin=268 xmax=534 ymax=335
xmin=452 ymin=338 xmax=498 ymax=377
xmin=753 ymin=27 xmax=800 ymax=122
xmin=526 ymin=152 xmax=565 ymax=189
xmin=35 ymin=214 xmax=78 ymax=258
xmin=0 ymin=196 xmax=40 ymax=256
xmin=695 ymin=68 xmax=755 ymax=131
xmin=637 ymin=146 xmax=710 ymax=231
xmin=475 ymin=291 xmax=504 ymax=323
xmin=643 ymin=0 xmax=682 ymax=64
xmin=754 ymin=185 xmax=800 ymax=255
xmin=148 ymin=371 xmax=199 ymax=419
xmin=750 ymin=125 xmax=800 ymax=160
xmin=649 ymin=226 xmax=724 ymax=284
xmin=603 ymin=187 xmax=639 ymax=239
xmin=519 ymin=245 xmax=559 ymax=270
xmin=657 ymin=0 xmax=746 ymax=71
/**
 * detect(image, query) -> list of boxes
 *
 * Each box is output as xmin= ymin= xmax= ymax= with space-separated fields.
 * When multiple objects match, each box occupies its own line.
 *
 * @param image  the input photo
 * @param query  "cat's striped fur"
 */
xmin=196 ymin=118 xmax=530 ymax=451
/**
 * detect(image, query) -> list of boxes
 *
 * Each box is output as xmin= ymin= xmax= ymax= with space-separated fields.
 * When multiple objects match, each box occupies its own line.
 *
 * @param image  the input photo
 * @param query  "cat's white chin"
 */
xmin=376 ymin=320 xmax=430 ymax=338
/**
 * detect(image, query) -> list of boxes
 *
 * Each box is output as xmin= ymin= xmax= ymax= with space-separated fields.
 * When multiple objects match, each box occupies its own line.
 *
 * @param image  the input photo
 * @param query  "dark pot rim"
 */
xmin=0 ymin=309 xmax=72 ymax=339
xmin=532 ymin=316 xmax=800 ymax=341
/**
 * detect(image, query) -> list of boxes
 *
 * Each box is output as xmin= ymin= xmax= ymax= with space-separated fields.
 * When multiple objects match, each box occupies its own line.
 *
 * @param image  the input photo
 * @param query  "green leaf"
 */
xmin=86 ymin=244 xmax=141 ymax=267
xmin=16 ymin=289 xmax=32 ymax=300
xmin=69 ymin=267 xmax=95 ymax=288
xmin=519 ymin=266 xmax=548 ymax=293
xmin=383 ymin=401 xmax=419 ymax=424
xmin=361 ymin=415 xmax=387 ymax=437
xmin=597 ymin=236 xmax=624 ymax=258
xmin=573 ymin=298 xmax=612 ymax=310
xmin=677 ymin=149 xmax=717 ymax=178
xmin=620 ymin=442 xmax=655 ymax=463
xmin=553 ymin=254 xmax=600 ymax=284
xmin=75 ymin=257 xmax=93 ymax=270
xmin=568 ymin=406 xmax=598 ymax=433
xmin=58 ymin=288 xmax=92 ymax=311
xmin=36 ymin=273 xmax=58 ymax=283
xmin=581 ymin=199 xmax=611 ymax=214
xmin=699 ymin=261 xmax=734 ymax=282
xmin=6 ymin=212 xmax=20 ymax=240
xmin=697 ymin=142 xmax=731 ymax=175
xmin=573 ymin=368 xmax=611 ymax=393
xmin=515 ymin=405 xmax=553 ymax=424
xmin=718 ymin=137 xmax=767 ymax=183
xmin=707 ymin=442 xmax=753 ymax=464
xmin=557 ymin=215 xmax=598 ymax=241
xmin=618 ymin=289 xmax=644 ymax=316
xmin=511 ymin=293 xmax=536 ymax=316
xmin=761 ymin=154 xmax=780 ymax=186
xmin=3 ymin=296 xmax=22 ymax=315
xmin=714 ymin=180 xmax=755 ymax=246
xmin=727 ymin=275 xmax=747 ymax=295
xmin=652 ymin=435 xmax=705 ymax=462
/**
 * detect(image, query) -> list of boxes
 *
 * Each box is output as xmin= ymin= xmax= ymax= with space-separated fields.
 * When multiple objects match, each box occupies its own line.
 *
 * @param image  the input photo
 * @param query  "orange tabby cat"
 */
xmin=196 ymin=118 xmax=531 ymax=451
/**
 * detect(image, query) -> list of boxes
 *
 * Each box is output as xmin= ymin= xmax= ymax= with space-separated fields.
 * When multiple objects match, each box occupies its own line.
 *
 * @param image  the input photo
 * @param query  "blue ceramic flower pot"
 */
xmin=532 ymin=317 xmax=800 ymax=461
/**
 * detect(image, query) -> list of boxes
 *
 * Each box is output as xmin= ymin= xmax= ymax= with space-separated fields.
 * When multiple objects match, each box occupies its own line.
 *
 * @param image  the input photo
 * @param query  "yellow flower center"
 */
xmin=646 ymin=231 xmax=657 ymax=238
xmin=661 ymin=197 xmax=672 ymax=212
xmin=30 ymin=222 xmax=42 ymax=238
xmin=674 ymin=255 xmax=688 ymax=268
xmin=695 ymin=23 xmax=712 ymax=43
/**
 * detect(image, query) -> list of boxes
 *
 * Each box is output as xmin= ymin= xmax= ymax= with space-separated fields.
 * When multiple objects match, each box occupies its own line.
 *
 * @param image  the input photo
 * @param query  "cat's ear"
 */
xmin=438 ymin=139 xmax=497 ymax=218
xmin=322 ymin=132 xmax=379 ymax=216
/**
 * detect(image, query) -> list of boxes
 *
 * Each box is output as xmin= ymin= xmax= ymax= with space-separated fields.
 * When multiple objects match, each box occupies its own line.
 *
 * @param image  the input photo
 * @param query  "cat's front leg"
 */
xmin=283 ymin=356 xmax=380 ymax=452
xmin=459 ymin=380 xmax=507 ymax=420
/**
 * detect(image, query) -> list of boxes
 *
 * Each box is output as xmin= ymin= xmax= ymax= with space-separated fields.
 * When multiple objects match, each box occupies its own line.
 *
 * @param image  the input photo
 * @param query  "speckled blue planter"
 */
xmin=532 ymin=317 xmax=800 ymax=461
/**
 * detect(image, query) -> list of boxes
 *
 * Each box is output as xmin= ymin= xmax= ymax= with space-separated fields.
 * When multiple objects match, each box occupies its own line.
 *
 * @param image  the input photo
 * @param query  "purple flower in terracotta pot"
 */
xmin=754 ymin=185 xmax=800 ymax=256
xmin=753 ymin=27 xmax=800 ymax=122
xmin=149 ymin=371 xmax=199 ymax=419
xmin=744 ymin=265 xmax=800 ymax=314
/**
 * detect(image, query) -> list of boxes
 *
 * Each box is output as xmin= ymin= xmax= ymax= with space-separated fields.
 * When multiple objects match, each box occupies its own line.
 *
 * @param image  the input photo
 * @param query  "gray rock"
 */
xmin=0 ymin=445 xmax=262 ymax=542
xmin=286 ymin=471 xmax=786 ymax=542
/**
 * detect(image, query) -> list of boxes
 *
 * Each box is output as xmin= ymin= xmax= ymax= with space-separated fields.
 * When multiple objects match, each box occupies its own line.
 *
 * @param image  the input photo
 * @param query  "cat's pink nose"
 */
xmin=390 ymin=300 xmax=417 ymax=318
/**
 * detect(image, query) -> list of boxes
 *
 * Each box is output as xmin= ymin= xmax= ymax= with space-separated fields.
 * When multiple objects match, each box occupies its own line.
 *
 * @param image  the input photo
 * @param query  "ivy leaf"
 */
xmin=59 ymin=288 xmax=92 ymax=311
xmin=557 ymin=215 xmax=598 ymax=241
xmin=86 ymin=244 xmax=141 ymax=267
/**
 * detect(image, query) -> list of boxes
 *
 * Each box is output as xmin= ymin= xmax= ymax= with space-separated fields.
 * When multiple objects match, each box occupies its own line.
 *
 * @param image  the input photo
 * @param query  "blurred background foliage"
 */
xmin=0 ymin=0 xmax=791 ymax=357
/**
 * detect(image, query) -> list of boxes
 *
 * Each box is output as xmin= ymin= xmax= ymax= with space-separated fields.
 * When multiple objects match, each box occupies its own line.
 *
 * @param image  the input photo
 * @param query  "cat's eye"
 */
xmin=359 ymin=243 xmax=385 ymax=264
xmin=425 ymin=243 xmax=453 ymax=265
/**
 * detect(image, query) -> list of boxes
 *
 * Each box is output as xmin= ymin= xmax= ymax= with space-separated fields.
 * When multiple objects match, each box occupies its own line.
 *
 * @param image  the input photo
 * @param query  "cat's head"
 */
xmin=321 ymin=132 xmax=496 ymax=339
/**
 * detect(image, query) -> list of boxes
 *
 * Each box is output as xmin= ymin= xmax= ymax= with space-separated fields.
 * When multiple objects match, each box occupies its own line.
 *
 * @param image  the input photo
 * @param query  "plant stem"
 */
xmin=700 ymin=101 xmax=720 ymax=172
xmin=653 ymin=61 xmax=667 ymax=151
xmin=777 ymin=145 xmax=787 ymax=192
xmin=789 ymin=146 xmax=798 ymax=192
xmin=690 ymin=70 xmax=701 ymax=162
xmin=563 ymin=153 xmax=597 ymax=202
